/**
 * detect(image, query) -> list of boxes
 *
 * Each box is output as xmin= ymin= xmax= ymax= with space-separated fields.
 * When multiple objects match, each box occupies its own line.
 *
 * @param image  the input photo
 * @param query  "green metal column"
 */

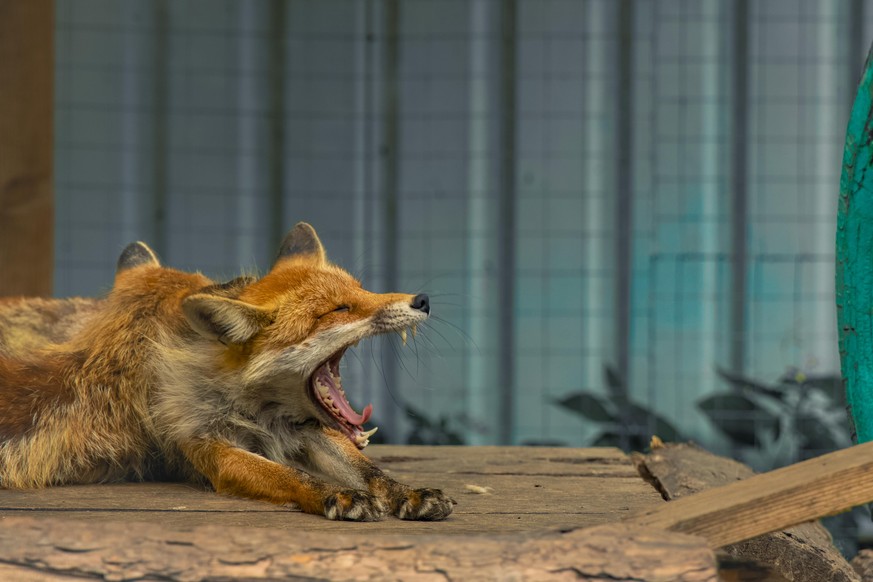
xmin=837 ymin=45 xmax=873 ymax=444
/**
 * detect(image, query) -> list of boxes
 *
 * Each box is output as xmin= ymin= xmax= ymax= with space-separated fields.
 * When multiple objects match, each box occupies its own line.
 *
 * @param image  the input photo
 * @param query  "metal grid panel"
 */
xmin=53 ymin=0 xmax=870 ymax=452
xmin=745 ymin=0 xmax=849 ymax=381
xmin=630 ymin=0 xmax=734 ymax=442
xmin=513 ymin=0 xmax=618 ymax=445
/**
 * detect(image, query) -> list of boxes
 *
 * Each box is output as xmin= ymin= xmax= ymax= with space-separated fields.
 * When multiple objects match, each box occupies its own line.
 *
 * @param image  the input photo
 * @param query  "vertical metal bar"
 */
xmin=466 ymin=0 xmax=497 ymax=445
xmin=383 ymin=0 xmax=399 ymax=292
xmin=352 ymin=0 xmax=373 ymax=407
xmin=584 ymin=0 xmax=608 ymax=392
xmin=381 ymin=0 xmax=400 ymax=436
xmin=121 ymin=2 xmax=143 ymax=247
xmin=152 ymin=0 xmax=169 ymax=259
xmin=497 ymin=0 xmax=517 ymax=445
xmin=730 ymin=0 xmax=749 ymax=373
xmin=850 ymin=0 xmax=864 ymax=100
xmin=353 ymin=0 xmax=372 ymax=277
xmin=268 ymin=0 xmax=287 ymax=248
xmin=615 ymin=0 xmax=633 ymax=399
xmin=236 ymin=1 xmax=259 ymax=267
xmin=698 ymin=0 xmax=722 ymax=433
xmin=808 ymin=0 xmax=839 ymax=371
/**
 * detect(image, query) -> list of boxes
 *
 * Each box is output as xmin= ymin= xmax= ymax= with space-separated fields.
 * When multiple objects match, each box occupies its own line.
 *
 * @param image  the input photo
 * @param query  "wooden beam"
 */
xmin=0 ymin=0 xmax=54 ymax=297
xmin=626 ymin=439 xmax=873 ymax=548
xmin=0 ymin=518 xmax=718 ymax=581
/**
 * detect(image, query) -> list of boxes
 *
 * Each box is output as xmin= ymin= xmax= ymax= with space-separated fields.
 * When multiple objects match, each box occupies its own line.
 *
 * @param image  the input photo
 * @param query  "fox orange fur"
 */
xmin=0 ymin=223 xmax=452 ymax=521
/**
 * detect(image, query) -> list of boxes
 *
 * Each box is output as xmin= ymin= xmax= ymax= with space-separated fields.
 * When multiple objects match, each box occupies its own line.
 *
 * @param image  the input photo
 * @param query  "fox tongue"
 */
xmin=328 ymin=386 xmax=372 ymax=425
xmin=318 ymin=364 xmax=372 ymax=425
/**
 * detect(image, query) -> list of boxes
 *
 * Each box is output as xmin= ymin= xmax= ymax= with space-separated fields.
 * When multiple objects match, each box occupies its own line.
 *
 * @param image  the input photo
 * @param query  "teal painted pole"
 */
xmin=838 ymin=46 xmax=873 ymax=444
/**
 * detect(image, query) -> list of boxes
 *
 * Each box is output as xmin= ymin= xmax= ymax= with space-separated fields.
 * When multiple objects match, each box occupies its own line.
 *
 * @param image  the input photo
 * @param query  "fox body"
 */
xmin=0 ymin=223 xmax=452 ymax=521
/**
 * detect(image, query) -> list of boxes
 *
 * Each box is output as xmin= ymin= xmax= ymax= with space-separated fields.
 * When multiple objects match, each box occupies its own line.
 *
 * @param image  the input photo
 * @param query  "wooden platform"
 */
xmin=0 ymin=445 xmax=663 ymax=536
xmin=3 ymin=444 xmax=853 ymax=580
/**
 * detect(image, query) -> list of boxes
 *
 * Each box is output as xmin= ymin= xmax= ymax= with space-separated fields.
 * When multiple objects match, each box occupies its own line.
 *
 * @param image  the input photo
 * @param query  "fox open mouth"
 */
xmin=310 ymin=348 xmax=377 ymax=449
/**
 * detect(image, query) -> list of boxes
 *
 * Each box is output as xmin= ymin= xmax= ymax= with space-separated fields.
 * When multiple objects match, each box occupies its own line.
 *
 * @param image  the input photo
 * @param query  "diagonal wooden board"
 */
xmin=633 ymin=442 xmax=858 ymax=582
xmin=0 ymin=445 xmax=663 ymax=536
xmin=626 ymin=439 xmax=873 ymax=549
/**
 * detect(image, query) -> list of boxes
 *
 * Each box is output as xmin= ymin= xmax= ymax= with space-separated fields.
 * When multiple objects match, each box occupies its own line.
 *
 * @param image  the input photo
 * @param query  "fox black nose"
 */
xmin=411 ymin=293 xmax=430 ymax=314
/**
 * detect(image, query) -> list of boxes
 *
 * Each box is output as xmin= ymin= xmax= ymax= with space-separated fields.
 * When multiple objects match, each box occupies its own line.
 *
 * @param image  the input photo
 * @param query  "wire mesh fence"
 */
xmin=53 ymin=0 xmax=870 ymax=477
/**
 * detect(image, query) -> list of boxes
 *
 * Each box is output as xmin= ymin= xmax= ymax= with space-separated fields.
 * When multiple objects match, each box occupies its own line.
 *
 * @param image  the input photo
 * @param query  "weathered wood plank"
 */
xmin=0 ymin=482 xmax=278 ymax=512
xmin=0 ymin=517 xmax=718 ymax=581
xmin=0 ymin=509 xmax=635 ymax=535
xmin=0 ymin=474 xmax=660 ymax=534
xmin=0 ymin=446 xmax=662 ymax=536
xmin=369 ymin=445 xmax=637 ymax=477
xmin=627 ymin=439 xmax=873 ymax=549
xmin=394 ymin=472 xmax=659 ymax=515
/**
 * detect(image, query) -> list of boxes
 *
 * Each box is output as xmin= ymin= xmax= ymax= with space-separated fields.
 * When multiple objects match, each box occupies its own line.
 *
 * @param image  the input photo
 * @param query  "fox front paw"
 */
xmin=323 ymin=490 xmax=389 ymax=522
xmin=395 ymin=488 xmax=454 ymax=521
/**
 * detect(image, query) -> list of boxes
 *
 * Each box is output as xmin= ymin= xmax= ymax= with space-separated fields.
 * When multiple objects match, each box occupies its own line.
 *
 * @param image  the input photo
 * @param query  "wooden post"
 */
xmin=0 ymin=0 xmax=54 ymax=297
xmin=837 ymin=42 xmax=873 ymax=444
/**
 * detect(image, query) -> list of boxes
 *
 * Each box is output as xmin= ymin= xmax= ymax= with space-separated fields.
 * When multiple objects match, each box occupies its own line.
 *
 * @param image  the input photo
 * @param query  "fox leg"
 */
xmin=302 ymin=427 xmax=454 ymax=521
xmin=181 ymin=439 xmax=388 ymax=521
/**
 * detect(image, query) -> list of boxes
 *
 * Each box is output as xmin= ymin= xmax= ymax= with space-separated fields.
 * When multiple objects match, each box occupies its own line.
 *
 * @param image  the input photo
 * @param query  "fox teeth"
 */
xmin=400 ymin=329 xmax=407 ymax=346
xmin=317 ymin=383 xmax=330 ymax=397
xmin=360 ymin=426 xmax=379 ymax=439
xmin=412 ymin=324 xmax=417 ymax=338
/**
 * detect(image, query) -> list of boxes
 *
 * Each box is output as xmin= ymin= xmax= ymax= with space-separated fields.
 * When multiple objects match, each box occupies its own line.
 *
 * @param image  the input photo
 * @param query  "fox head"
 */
xmin=176 ymin=223 xmax=429 ymax=448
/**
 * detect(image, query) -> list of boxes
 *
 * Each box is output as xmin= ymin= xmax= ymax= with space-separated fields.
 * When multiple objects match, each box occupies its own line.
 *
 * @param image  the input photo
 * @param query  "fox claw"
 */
xmin=396 ymin=488 xmax=453 ymax=521
xmin=323 ymin=490 xmax=389 ymax=521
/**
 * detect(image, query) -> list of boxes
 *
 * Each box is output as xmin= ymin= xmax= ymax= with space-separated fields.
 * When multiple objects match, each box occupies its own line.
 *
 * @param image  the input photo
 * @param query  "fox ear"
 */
xmin=116 ymin=242 xmax=160 ymax=274
xmin=273 ymin=222 xmax=326 ymax=268
xmin=182 ymin=294 xmax=273 ymax=344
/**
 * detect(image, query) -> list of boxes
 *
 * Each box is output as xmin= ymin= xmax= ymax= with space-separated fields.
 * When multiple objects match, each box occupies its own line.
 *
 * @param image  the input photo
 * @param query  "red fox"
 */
xmin=0 ymin=223 xmax=452 ymax=521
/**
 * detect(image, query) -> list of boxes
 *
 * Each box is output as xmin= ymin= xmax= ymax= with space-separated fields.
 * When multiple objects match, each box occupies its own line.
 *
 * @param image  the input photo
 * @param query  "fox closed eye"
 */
xmin=320 ymin=305 xmax=350 ymax=318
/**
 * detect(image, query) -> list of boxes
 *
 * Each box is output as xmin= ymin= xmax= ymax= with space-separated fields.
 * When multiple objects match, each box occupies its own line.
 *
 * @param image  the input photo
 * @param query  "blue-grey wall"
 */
xmin=53 ymin=0 xmax=871 ymax=450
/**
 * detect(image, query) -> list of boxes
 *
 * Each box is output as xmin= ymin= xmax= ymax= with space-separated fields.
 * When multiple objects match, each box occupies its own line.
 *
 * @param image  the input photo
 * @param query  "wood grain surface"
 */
xmin=0 ymin=445 xmax=664 ymax=536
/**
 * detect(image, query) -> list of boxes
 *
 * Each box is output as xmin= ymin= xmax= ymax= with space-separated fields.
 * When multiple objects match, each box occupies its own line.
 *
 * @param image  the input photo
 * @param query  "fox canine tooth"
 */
xmin=412 ymin=324 xmax=417 ymax=337
xmin=360 ymin=426 xmax=379 ymax=439
xmin=400 ymin=329 xmax=407 ymax=346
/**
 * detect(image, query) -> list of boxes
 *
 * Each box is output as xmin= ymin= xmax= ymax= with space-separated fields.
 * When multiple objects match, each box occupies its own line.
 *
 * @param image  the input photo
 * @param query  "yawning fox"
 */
xmin=0 ymin=223 xmax=452 ymax=521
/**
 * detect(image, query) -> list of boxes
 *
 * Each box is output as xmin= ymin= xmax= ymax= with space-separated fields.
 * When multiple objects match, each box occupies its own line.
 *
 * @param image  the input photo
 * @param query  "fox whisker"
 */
xmin=428 ymin=315 xmax=480 ymax=353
